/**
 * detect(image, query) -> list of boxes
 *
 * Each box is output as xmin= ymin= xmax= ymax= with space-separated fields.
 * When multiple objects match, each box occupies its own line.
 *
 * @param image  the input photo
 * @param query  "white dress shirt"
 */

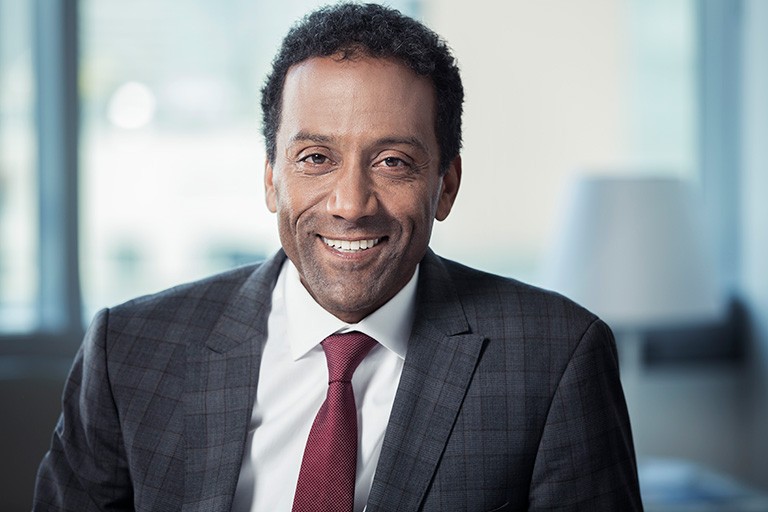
xmin=231 ymin=259 xmax=416 ymax=512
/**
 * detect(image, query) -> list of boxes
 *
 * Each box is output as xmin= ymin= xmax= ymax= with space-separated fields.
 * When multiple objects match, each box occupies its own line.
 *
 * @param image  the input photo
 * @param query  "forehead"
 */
xmin=283 ymin=53 xmax=431 ymax=93
xmin=277 ymin=55 xmax=437 ymax=142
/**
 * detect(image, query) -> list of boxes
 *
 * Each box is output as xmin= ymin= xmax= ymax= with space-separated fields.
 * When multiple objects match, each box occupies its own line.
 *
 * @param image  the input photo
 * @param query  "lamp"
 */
xmin=543 ymin=175 xmax=724 ymax=365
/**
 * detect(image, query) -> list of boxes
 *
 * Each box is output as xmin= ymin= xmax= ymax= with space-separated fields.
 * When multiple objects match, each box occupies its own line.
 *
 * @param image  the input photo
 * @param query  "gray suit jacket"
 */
xmin=34 ymin=249 xmax=642 ymax=511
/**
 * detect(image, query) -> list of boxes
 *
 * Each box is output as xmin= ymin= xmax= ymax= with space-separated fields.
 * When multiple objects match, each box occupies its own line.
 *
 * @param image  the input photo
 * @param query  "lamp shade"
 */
xmin=544 ymin=175 xmax=723 ymax=329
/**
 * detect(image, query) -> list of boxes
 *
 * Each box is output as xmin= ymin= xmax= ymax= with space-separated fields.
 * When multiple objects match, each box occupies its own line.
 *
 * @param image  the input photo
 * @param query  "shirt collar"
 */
xmin=284 ymin=259 xmax=416 ymax=362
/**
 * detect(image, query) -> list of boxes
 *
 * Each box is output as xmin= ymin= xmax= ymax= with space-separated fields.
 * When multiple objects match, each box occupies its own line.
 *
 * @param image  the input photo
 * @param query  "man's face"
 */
xmin=265 ymin=55 xmax=461 ymax=323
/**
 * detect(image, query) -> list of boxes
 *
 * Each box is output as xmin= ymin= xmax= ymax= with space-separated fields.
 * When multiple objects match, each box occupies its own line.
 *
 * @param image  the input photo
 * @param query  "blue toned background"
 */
xmin=1 ymin=0 xmax=766 ymax=510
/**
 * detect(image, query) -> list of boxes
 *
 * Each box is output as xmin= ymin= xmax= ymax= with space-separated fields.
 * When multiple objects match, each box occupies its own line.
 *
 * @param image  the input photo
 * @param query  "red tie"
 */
xmin=292 ymin=331 xmax=378 ymax=512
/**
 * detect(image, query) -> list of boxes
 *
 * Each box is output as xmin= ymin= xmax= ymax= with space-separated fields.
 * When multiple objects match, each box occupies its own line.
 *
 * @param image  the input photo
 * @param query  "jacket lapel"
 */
xmin=184 ymin=251 xmax=286 ymax=512
xmin=367 ymin=250 xmax=486 ymax=511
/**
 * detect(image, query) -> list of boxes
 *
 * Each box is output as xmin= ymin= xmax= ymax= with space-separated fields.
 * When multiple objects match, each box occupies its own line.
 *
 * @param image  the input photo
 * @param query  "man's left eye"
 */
xmin=382 ymin=157 xmax=407 ymax=167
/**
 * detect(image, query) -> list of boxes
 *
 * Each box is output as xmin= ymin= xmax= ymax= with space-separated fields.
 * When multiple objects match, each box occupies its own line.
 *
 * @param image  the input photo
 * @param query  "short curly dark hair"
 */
xmin=261 ymin=2 xmax=463 ymax=174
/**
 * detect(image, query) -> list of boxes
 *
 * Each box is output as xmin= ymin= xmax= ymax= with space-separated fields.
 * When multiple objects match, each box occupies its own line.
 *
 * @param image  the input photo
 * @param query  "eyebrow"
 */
xmin=289 ymin=131 xmax=333 ymax=145
xmin=376 ymin=136 xmax=429 ymax=153
xmin=289 ymin=132 xmax=429 ymax=154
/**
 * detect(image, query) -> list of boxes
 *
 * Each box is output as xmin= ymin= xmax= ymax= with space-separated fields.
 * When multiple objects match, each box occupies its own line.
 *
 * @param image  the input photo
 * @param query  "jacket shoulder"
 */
xmin=435 ymin=255 xmax=602 ymax=339
xmin=101 ymin=256 xmax=280 ymax=350
xmin=112 ymin=262 xmax=262 ymax=316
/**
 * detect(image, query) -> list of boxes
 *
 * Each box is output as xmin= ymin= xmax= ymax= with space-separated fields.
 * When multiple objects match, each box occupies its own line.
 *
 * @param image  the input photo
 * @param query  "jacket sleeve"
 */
xmin=528 ymin=319 xmax=644 ymax=511
xmin=33 ymin=308 xmax=135 ymax=511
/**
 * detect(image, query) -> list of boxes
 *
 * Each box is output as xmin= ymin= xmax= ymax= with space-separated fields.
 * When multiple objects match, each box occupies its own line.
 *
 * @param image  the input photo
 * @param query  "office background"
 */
xmin=1 ymin=0 xmax=766 ymax=509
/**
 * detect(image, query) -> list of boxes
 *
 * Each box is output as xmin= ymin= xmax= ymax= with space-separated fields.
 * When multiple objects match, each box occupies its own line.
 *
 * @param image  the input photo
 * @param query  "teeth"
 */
xmin=322 ymin=237 xmax=381 ymax=252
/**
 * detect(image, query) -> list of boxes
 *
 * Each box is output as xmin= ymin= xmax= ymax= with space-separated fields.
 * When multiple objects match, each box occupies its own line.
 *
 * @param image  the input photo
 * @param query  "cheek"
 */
xmin=274 ymin=177 xmax=326 ymax=227
xmin=273 ymin=174 xmax=302 ymax=211
xmin=413 ymin=183 xmax=443 ymax=220
xmin=392 ymin=189 xmax=439 ymax=235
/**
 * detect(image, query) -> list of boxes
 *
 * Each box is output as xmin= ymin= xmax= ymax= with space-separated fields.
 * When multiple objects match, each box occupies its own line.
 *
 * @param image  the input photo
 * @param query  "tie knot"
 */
xmin=321 ymin=331 xmax=377 ymax=383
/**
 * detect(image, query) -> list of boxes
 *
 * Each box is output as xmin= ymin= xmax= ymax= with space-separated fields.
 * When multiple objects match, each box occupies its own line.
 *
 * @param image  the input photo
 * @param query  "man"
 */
xmin=34 ymin=3 xmax=642 ymax=511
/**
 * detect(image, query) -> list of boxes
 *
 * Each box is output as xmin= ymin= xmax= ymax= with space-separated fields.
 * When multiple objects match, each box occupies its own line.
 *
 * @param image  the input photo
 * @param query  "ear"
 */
xmin=264 ymin=159 xmax=277 ymax=213
xmin=435 ymin=155 xmax=461 ymax=221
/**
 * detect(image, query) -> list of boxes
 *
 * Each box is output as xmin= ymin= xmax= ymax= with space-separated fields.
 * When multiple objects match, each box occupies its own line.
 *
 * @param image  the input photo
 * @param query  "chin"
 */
xmin=317 ymin=290 xmax=382 ymax=321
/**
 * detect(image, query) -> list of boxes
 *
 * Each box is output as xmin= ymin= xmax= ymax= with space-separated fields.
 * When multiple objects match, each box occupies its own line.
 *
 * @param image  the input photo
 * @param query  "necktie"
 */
xmin=292 ymin=331 xmax=378 ymax=512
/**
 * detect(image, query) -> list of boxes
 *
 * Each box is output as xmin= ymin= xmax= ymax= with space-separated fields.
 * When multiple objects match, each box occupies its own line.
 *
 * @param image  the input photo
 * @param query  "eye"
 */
xmin=383 ymin=156 xmax=407 ymax=167
xmin=301 ymin=153 xmax=330 ymax=165
xmin=372 ymin=153 xmax=418 ymax=179
xmin=375 ymin=155 xmax=414 ymax=170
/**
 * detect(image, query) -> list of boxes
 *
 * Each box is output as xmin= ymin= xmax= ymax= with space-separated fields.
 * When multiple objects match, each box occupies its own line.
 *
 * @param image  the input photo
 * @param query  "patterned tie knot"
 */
xmin=321 ymin=331 xmax=377 ymax=383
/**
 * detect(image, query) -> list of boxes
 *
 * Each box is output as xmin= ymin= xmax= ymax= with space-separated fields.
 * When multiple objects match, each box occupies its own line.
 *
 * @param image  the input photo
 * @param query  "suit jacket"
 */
xmin=34 ymin=249 xmax=643 ymax=511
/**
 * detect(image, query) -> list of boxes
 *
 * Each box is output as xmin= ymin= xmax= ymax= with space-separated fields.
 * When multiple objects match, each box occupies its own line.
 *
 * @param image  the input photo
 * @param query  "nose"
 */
xmin=325 ymin=165 xmax=378 ymax=222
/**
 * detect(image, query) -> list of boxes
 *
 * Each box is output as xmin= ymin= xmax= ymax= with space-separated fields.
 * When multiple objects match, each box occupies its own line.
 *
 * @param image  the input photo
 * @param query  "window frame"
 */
xmin=1 ymin=0 xmax=82 ymax=365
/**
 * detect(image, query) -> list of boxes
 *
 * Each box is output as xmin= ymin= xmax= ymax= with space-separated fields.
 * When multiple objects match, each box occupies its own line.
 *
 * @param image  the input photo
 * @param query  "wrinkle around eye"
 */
xmin=373 ymin=156 xmax=432 ymax=178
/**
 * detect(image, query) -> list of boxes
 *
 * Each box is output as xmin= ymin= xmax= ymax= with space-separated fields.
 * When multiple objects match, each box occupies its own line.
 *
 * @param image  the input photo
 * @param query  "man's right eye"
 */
xmin=301 ymin=153 xmax=329 ymax=165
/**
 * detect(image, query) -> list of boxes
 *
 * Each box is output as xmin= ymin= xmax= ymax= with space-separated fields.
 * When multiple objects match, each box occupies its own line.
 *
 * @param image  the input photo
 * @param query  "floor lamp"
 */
xmin=543 ymin=175 xmax=724 ymax=373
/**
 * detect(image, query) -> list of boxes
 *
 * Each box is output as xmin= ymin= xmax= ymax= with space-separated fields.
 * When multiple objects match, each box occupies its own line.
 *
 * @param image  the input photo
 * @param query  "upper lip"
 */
xmin=320 ymin=235 xmax=382 ymax=241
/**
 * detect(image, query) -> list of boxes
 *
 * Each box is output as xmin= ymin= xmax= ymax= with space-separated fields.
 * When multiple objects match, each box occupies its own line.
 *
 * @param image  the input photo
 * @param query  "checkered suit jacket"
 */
xmin=34 ymin=249 xmax=642 ymax=511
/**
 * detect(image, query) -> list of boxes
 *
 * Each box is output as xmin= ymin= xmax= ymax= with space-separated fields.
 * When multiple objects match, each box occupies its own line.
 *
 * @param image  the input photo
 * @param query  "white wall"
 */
xmin=423 ymin=0 xmax=628 ymax=278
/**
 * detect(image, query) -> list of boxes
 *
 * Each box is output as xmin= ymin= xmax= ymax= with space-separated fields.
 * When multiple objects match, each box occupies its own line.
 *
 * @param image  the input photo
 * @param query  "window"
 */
xmin=0 ymin=0 xmax=37 ymax=332
xmin=78 ymin=0 xmax=419 ymax=321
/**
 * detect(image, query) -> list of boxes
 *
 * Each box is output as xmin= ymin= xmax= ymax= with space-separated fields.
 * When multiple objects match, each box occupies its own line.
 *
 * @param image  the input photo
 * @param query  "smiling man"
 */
xmin=266 ymin=55 xmax=458 ymax=324
xmin=34 ymin=4 xmax=642 ymax=512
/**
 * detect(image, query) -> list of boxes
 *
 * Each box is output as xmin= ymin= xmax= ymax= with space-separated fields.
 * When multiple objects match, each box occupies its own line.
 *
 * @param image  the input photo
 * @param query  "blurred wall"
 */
xmin=741 ymin=0 xmax=768 ymax=490
xmin=423 ymin=0 xmax=627 ymax=275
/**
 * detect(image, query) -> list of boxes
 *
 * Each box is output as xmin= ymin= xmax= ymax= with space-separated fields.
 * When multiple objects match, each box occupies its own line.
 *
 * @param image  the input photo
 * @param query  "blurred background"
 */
xmin=1 ymin=0 xmax=766 ymax=510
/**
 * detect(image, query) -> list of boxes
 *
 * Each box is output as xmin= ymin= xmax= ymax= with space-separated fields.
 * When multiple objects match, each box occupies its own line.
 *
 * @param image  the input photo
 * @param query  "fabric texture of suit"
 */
xmin=34 ymin=249 xmax=643 ymax=511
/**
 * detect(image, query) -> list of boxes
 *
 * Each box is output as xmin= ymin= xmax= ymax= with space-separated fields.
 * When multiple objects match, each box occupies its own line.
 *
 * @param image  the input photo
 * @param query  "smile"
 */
xmin=321 ymin=237 xmax=382 ymax=252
